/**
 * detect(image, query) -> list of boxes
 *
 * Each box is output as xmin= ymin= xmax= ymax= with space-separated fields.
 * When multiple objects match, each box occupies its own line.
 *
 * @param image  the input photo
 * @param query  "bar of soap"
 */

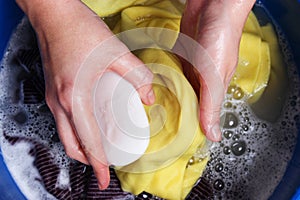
xmin=94 ymin=72 xmax=150 ymax=166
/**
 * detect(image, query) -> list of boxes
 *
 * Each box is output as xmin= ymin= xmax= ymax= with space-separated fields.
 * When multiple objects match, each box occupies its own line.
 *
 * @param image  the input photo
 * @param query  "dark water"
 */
xmin=200 ymin=3 xmax=300 ymax=199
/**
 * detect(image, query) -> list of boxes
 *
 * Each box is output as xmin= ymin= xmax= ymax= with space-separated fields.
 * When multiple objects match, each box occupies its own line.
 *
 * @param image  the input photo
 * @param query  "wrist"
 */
xmin=17 ymin=0 xmax=101 ymax=45
xmin=15 ymin=0 xmax=87 ymax=31
xmin=229 ymin=0 xmax=256 ymax=27
xmin=205 ymin=0 xmax=256 ymax=38
xmin=16 ymin=0 xmax=64 ymax=24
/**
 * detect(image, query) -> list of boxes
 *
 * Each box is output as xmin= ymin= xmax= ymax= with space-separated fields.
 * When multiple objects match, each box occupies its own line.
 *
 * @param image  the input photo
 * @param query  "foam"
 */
xmin=202 ymin=13 xmax=300 ymax=198
xmin=203 ymin=87 xmax=299 ymax=199
xmin=0 ymin=18 xmax=70 ymax=199
xmin=195 ymin=3 xmax=300 ymax=199
xmin=1 ymin=141 xmax=56 ymax=200
xmin=55 ymin=168 xmax=70 ymax=190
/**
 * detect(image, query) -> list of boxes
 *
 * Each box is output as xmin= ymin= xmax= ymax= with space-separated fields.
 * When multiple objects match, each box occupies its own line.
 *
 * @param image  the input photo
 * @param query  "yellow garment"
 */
xmin=232 ymin=33 xmax=271 ymax=103
xmin=82 ymin=0 xmax=285 ymax=198
xmin=234 ymin=11 xmax=287 ymax=121
xmin=249 ymin=23 xmax=288 ymax=122
xmin=243 ymin=12 xmax=263 ymax=37
xmin=82 ymin=0 xmax=184 ymax=17
xmin=116 ymin=49 xmax=208 ymax=199
xmin=231 ymin=11 xmax=271 ymax=103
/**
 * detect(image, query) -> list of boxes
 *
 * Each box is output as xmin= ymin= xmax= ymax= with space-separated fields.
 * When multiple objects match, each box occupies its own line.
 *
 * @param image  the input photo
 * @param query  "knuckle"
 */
xmin=82 ymin=147 xmax=94 ymax=159
xmin=45 ymin=81 xmax=75 ymax=115
xmin=146 ymin=69 xmax=154 ymax=81
xmin=45 ymin=91 xmax=55 ymax=110
xmin=64 ymin=146 xmax=77 ymax=160
xmin=56 ymin=82 xmax=74 ymax=114
xmin=140 ymin=68 xmax=153 ymax=86
xmin=64 ymin=144 xmax=83 ymax=162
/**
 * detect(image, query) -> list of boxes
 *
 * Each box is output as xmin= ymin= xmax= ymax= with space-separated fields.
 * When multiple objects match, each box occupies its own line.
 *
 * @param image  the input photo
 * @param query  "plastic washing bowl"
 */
xmin=0 ymin=0 xmax=299 ymax=199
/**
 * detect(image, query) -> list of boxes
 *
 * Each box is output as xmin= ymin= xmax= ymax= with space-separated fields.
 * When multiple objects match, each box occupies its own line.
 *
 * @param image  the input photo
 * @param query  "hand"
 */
xmin=16 ymin=0 xmax=155 ymax=189
xmin=177 ymin=0 xmax=255 ymax=141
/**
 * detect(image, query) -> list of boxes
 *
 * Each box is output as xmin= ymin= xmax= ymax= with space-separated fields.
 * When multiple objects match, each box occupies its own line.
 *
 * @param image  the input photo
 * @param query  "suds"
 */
xmin=200 ymin=4 xmax=300 ymax=199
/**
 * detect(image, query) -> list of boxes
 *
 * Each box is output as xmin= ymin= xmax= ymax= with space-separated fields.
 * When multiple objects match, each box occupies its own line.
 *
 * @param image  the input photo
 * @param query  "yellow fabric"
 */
xmin=82 ymin=0 xmax=284 ymax=198
xmin=233 ymin=12 xmax=288 ymax=120
xmin=260 ymin=24 xmax=288 ymax=108
xmin=249 ymin=23 xmax=288 ymax=122
xmin=231 ymin=11 xmax=271 ymax=103
xmin=243 ymin=12 xmax=263 ymax=37
xmin=232 ymin=33 xmax=271 ymax=103
xmin=116 ymin=49 xmax=208 ymax=199
xmin=82 ymin=0 xmax=184 ymax=18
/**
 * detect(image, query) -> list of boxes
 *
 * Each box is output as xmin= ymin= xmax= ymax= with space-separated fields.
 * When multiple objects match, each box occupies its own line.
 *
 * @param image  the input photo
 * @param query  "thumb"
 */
xmin=193 ymin=47 xmax=227 ymax=142
xmin=196 ymin=53 xmax=227 ymax=142
xmin=199 ymin=77 xmax=225 ymax=142
xmin=110 ymin=52 xmax=155 ymax=106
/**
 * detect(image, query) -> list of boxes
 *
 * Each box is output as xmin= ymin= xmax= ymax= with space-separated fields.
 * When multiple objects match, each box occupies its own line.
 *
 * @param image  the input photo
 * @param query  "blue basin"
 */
xmin=0 ymin=0 xmax=299 ymax=199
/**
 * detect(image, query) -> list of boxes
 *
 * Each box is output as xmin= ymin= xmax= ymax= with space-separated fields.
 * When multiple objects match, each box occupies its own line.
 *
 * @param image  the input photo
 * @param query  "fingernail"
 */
xmin=98 ymin=179 xmax=107 ymax=190
xmin=147 ymin=90 xmax=155 ymax=105
xmin=98 ymin=182 xmax=103 ymax=190
xmin=97 ymin=168 xmax=109 ymax=190
xmin=211 ymin=124 xmax=221 ymax=142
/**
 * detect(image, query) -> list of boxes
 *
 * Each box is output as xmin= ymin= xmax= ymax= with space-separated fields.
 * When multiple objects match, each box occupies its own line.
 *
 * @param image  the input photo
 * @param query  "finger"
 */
xmin=110 ymin=52 xmax=155 ymax=105
xmin=53 ymin=108 xmax=90 ymax=165
xmin=71 ymin=97 xmax=110 ymax=189
xmin=88 ymin=153 xmax=110 ymax=190
xmin=199 ymin=76 xmax=226 ymax=142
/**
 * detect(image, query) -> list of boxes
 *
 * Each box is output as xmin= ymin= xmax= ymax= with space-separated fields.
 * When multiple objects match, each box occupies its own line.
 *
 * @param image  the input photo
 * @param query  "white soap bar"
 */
xmin=94 ymin=72 xmax=150 ymax=166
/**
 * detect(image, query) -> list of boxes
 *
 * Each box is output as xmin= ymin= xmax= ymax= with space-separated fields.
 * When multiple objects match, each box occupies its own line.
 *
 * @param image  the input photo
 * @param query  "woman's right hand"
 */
xmin=16 ymin=0 xmax=155 ymax=189
xmin=177 ymin=0 xmax=255 ymax=142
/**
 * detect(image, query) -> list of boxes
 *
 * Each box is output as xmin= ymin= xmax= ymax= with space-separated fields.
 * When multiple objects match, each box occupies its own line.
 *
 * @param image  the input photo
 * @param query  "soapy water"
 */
xmin=200 ymin=4 xmax=300 ymax=199
xmin=0 ymin=4 xmax=300 ymax=200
